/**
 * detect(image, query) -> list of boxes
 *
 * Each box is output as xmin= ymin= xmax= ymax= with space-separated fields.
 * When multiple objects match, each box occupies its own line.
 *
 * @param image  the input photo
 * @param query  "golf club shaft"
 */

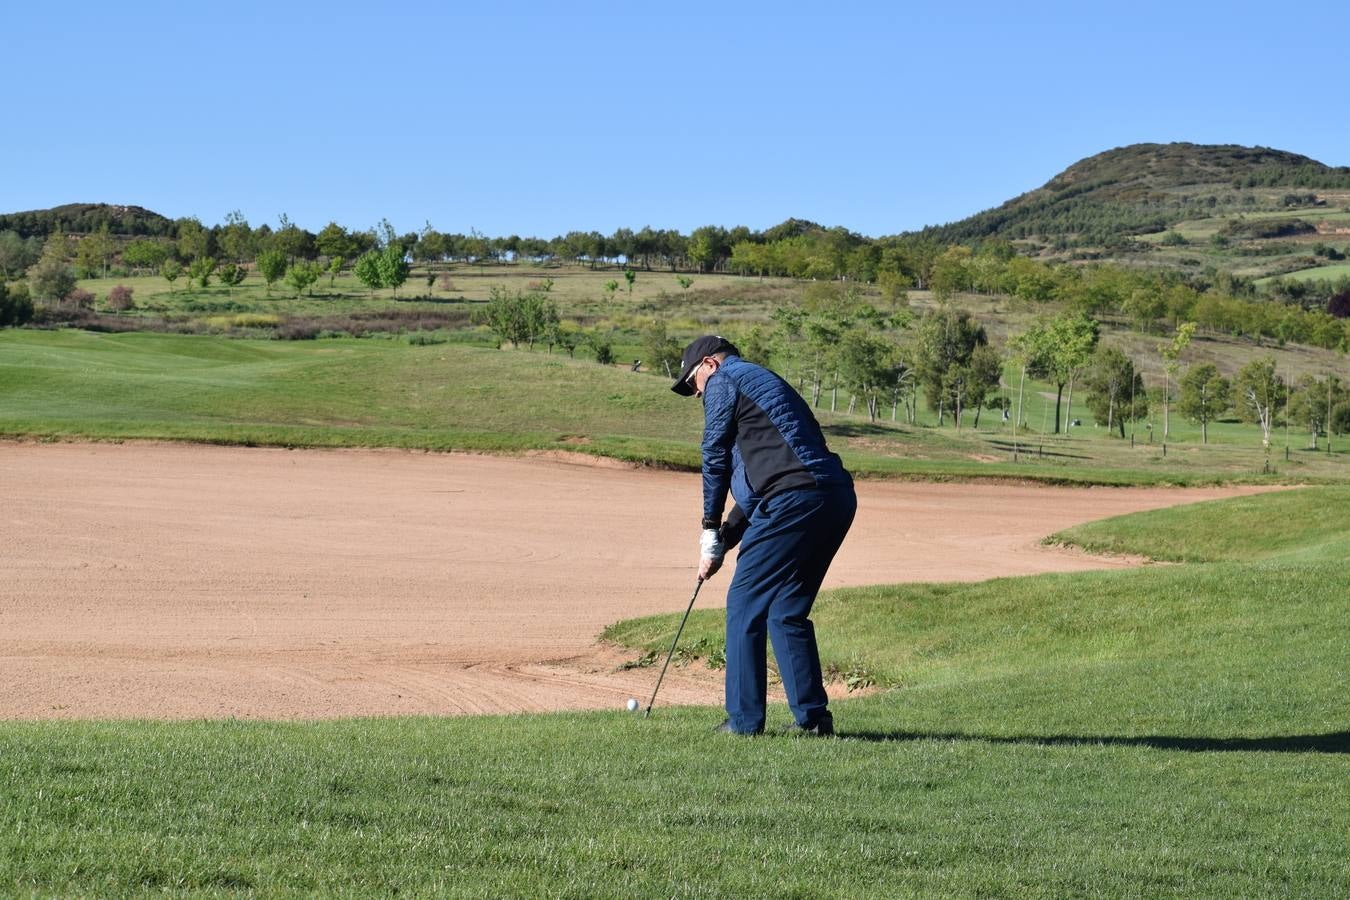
xmin=643 ymin=577 xmax=703 ymax=718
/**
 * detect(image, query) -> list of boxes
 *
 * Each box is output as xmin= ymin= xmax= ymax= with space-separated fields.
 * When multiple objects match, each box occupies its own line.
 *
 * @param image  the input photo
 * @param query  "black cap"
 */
xmin=671 ymin=335 xmax=739 ymax=396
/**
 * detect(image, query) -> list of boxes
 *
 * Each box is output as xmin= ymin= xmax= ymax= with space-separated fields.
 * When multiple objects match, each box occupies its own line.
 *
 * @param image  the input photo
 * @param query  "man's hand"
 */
xmin=699 ymin=527 xmax=724 ymax=580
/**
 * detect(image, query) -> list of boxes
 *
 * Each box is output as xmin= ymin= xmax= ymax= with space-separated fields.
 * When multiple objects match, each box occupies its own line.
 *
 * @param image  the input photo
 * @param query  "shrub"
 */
xmin=1329 ymin=290 xmax=1350 ymax=319
xmin=1331 ymin=402 xmax=1350 ymax=436
xmin=588 ymin=332 xmax=614 ymax=365
xmin=27 ymin=257 xmax=78 ymax=302
xmin=1220 ymin=218 xmax=1316 ymax=239
xmin=277 ymin=321 xmax=321 ymax=340
xmin=1 ymin=281 xmax=35 ymax=326
xmin=408 ymin=331 xmax=449 ymax=346
xmin=106 ymin=284 xmax=135 ymax=311
xmin=67 ymin=288 xmax=96 ymax=310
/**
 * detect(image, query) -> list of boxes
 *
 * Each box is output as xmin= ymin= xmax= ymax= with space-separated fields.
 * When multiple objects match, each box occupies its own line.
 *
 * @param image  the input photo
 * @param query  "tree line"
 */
xmin=3 ymin=206 xmax=1348 ymax=356
xmin=473 ymin=276 xmax=1350 ymax=451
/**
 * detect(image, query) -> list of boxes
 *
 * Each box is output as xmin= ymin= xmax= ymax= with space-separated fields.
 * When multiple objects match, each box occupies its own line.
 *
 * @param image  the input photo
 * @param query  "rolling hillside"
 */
xmin=921 ymin=143 xmax=1350 ymax=284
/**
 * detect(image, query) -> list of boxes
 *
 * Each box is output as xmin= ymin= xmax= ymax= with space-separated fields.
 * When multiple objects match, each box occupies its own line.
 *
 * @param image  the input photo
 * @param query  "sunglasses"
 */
xmin=685 ymin=357 xmax=717 ymax=388
xmin=684 ymin=360 xmax=703 ymax=387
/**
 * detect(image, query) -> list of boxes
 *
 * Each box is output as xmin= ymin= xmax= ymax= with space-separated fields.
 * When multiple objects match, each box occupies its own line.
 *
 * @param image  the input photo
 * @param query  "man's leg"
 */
xmin=723 ymin=572 xmax=769 ymax=733
xmin=762 ymin=487 xmax=856 ymax=727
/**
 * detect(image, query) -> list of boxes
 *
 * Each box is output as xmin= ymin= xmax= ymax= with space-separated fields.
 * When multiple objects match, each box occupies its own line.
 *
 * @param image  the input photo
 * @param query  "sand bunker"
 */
xmin=0 ymin=442 xmax=1265 ymax=720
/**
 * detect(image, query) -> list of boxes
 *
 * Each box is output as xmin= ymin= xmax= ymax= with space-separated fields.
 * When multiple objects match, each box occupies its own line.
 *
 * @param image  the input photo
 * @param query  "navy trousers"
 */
xmin=724 ymin=485 xmax=856 ymax=734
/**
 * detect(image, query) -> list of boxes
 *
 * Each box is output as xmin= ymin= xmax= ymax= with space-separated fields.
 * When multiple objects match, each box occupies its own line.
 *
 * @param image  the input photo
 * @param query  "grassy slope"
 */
xmin=3 ymin=491 xmax=1347 ymax=895
xmin=3 ymin=328 xmax=1347 ymax=486
xmin=1050 ymin=485 xmax=1350 ymax=562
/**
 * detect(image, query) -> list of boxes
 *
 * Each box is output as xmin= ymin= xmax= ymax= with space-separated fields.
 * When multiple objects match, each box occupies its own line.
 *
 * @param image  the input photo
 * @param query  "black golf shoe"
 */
xmin=783 ymin=712 xmax=834 ymax=737
xmin=714 ymin=719 xmax=762 ymax=736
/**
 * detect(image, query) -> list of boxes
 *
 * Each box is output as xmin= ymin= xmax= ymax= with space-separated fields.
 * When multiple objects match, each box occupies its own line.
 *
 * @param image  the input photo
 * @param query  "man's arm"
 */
xmin=700 ymin=374 xmax=737 ymax=528
xmin=721 ymin=505 xmax=749 ymax=550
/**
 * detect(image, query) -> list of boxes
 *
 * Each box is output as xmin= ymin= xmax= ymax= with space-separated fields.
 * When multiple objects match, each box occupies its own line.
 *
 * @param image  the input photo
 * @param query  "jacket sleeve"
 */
xmin=700 ymin=373 xmax=738 ymax=527
xmin=721 ymin=505 xmax=749 ymax=550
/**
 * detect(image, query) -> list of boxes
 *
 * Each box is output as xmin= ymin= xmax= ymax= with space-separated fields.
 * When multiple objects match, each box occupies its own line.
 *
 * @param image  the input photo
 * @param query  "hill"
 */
xmin=923 ymin=143 xmax=1350 ymax=261
xmin=0 ymin=202 xmax=175 ymax=238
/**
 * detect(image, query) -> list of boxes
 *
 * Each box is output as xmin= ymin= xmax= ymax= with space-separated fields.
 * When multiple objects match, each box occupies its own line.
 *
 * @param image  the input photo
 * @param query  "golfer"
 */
xmin=672 ymin=335 xmax=856 ymax=736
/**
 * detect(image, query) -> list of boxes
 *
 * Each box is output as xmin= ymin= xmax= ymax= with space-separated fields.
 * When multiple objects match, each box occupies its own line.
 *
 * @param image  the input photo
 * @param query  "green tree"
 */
xmin=736 ymin=324 xmax=773 ymax=368
xmin=587 ymin=330 xmax=614 ymax=364
xmin=415 ymin=224 xmax=447 ymax=267
xmin=353 ymin=251 xmax=382 ymax=297
xmin=176 ymin=217 xmax=209 ymax=261
xmin=1331 ymin=402 xmax=1350 ymax=440
xmin=1233 ymin=357 xmax=1284 ymax=450
xmin=0 ymin=230 xmax=43 ymax=278
xmin=1287 ymin=373 xmax=1343 ymax=450
xmin=474 ymin=286 xmax=529 ymax=348
xmin=316 ymin=222 xmax=358 ymax=261
xmin=327 ymin=255 xmax=344 ymax=288
xmin=929 ymin=246 xmax=973 ymax=302
xmin=160 ymin=259 xmax=182 ymax=293
xmin=1123 ymin=285 xmax=1165 ymax=332
xmin=1021 ymin=313 xmax=1099 ymax=434
xmin=913 ymin=308 xmax=989 ymax=426
xmin=220 ymin=210 xmax=253 ymax=262
xmin=802 ymin=314 xmax=843 ymax=408
xmin=1159 ymin=322 xmax=1196 ymax=442
xmin=1084 ymin=345 xmax=1148 ymax=438
xmin=187 ymin=256 xmax=217 ymax=289
xmin=641 ymin=319 xmax=683 ymax=376
xmin=1177 ymin=363 xmax=1230 ymax=445
xmin=75 ymin=223 xmax=115 ymax=278
xmin=273 ymin=214 xmax=316 ymax=262
xmin=217 ymin=263 xmax=247 ymax=296
xmin=122 ymin=239 xmax=169 ymax=275
xmin=0 ymin=280 xmax=34 ymax=326
xmin=519 ymin=292 xmax=558 ymax=350
xmin=955 ymin=343 xmax=1004 ymax=428
xmin=27 ymin=237 xmax=78 ymax=303
xmin=285 ymin=261 xmax=321 ymax=297
xmin=837 ymin=329 xmax=898 ymax=422
xmin=375 ymin=245 xmax=409 ymax=296
xmin=553 ymin=320 xmax=582 ymax=358
xmin=624 ymin=268 xmax=636 ymax=295
xmin=257 ymin=249 xmax=288 ymax=296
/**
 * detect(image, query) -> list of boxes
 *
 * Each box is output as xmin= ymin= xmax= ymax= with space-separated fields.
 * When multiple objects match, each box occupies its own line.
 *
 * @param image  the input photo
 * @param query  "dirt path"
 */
xmin=0 ymin=442 xmax=1267 ymax=720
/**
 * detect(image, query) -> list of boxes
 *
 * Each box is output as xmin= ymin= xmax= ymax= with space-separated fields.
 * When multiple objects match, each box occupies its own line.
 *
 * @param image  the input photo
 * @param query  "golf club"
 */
xmin=642 ymin=576 xmax=703 ymax=718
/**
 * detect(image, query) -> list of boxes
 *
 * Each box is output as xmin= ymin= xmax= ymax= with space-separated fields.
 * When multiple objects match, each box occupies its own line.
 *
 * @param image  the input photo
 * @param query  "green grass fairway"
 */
xmin=1256 ymin=261 xmax=1350 ymax=284
xmin=3 ymin=486 xmax=1347 ymax=895
xmin=1051 ymin=485 xmax=1350 ymax=562
xmin=4 ymin=328 xmax=1347 ymax=486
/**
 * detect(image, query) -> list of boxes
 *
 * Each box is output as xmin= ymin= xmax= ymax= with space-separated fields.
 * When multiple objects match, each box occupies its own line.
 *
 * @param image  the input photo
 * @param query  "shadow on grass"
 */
xmin=823 ymin=422 xmax=907 ymax=439
xmin=839 ymin=730 xmax=1350 ymax=754
xmin=985 ymin=439 xmax=1094 ymax=461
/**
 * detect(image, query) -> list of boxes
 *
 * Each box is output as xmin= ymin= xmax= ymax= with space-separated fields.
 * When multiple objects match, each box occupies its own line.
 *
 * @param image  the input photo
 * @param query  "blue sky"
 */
xmin=5 ymin=1 xmax=1346 ymax=238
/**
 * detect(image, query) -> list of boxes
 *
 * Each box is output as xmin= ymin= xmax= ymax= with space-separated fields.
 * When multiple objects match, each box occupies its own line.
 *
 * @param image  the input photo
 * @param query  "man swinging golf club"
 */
xmin=673 ymin=335 xmax=856 ymax=736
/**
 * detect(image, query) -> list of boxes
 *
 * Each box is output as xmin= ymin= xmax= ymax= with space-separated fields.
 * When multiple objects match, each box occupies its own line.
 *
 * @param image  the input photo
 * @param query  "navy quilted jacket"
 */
xmin=700 ymin=356 xmax=852 ymax=539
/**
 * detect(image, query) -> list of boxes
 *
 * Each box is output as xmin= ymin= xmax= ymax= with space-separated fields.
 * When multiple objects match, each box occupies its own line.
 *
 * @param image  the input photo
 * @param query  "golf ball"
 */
xmin=626 ymin=698 xmax=640 ymax=712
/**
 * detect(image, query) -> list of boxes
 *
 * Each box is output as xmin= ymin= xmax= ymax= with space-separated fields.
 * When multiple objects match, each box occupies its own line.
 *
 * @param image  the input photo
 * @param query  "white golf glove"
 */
xmin=699 ymin=527 xmax=725 ymax=580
